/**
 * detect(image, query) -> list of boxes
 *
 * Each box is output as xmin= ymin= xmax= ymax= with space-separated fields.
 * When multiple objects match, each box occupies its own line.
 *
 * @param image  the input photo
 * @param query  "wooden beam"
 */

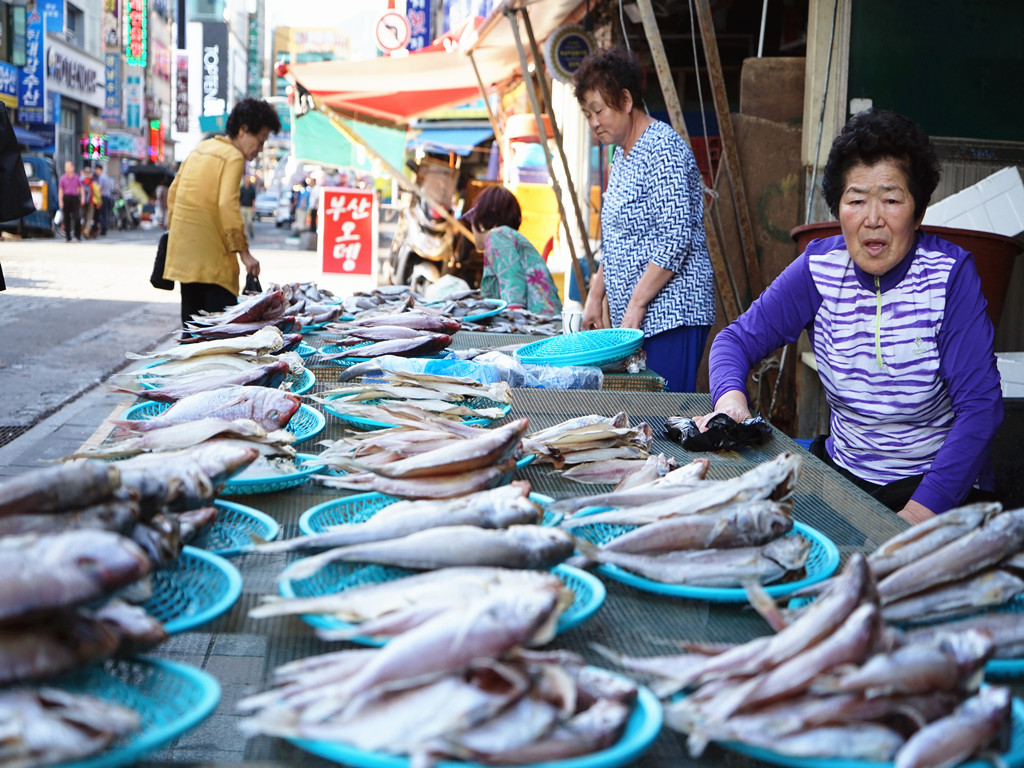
xmin=693 ymin=0 xmax=765 ymax=300
xmin=634 ymin=0 xmax=740 ymax=322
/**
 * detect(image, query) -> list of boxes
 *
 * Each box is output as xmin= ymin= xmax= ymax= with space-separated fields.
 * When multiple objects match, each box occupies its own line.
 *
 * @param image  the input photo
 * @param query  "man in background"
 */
xmin=95 ymin=164 xmax=114 ymax=235
xmin=239 ymin=176 xmax=256 ymax=239
xmin=58 ymin=161 xmax=82 ymax=242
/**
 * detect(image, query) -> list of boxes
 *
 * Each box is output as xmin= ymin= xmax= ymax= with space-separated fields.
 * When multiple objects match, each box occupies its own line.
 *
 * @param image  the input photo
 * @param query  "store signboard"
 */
xmin=174 ymin=52 xmax=188 ymax=132
xmin=19 ymin=9 xmax=45 ymax=124
xmin=125 ymin=73 xmax=142 ymax=128
xmin=406 ymin=0 xmax=431 ymax=52
xmin=319 ymin=186 xmax=377 ymax=287
xmin=103 ymin=53 xmax=120 ymax=122
xmin=247 ymin=13 xmax=260 ymax=97
xmin=41 ymin=0 xmax=64 ymax=33
xmin=125 ymin=0 xmax=147 ymax=67
xmin=0 ymin=61 xmax=19 ymax=108
xmin=46 ymin=36 xmax=105 ymax=109
xmin=201 ymin=21 xmax=227 ymax=116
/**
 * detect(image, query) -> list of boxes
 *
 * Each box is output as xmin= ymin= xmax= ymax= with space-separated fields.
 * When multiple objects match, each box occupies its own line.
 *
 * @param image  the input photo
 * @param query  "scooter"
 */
xmin=384 ymin=158 xmax=459 ymax=294
xmin=113 ymin=192 xmax=141 ymax=230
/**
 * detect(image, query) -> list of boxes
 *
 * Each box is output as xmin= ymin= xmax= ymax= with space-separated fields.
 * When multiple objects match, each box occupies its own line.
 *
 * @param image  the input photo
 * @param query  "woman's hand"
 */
xmin=239 ymin=250 xmax=260 ymax=277
xmin=620 ymin=301 xmax=646 ymax=330
xmin=694 ymin=389 xmax=751 ymax=432
xmin=897 ymin=500 xmax=935 ymax=525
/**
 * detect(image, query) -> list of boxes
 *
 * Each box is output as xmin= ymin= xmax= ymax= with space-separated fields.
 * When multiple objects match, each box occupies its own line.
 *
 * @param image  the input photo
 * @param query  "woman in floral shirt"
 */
xmin=467 ymin=186 xmax=562 ymax=316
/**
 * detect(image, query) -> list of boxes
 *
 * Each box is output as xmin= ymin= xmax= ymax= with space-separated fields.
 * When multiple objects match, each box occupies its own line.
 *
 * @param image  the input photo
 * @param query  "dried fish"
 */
xmin=127 ymin=325 xmax=286 ymax=360
xmin=0 ymin=460 xmax=120 ymax=518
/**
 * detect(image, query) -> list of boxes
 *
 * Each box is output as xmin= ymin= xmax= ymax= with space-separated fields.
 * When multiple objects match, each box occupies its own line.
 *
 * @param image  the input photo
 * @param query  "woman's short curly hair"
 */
xmin=465 ymin=186 xmax=522 ymax=231
xmin=573 ymin=46 xmax=646 ymax=113
xmin=226 ymin=98 xmax=282 ymax=138
xmin=821 ymin=108 xmax=940 ymax=221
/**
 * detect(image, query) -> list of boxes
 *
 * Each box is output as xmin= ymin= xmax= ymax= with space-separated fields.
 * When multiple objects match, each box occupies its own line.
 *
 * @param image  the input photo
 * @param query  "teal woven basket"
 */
xmin=515 ymin=328 xmax=644 ymax=367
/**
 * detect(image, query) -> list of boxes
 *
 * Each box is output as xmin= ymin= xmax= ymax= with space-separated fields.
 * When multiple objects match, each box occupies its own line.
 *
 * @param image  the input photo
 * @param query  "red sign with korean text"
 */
xmin=319 ymin=187 xmax=377 ymax=279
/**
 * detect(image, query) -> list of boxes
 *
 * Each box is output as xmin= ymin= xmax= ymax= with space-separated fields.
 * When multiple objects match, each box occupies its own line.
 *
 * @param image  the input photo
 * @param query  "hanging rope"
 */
xmin=687 ymin=0 xmax=717 ymax=193
xmin=804 ymin=0 xmax=840 ymax=224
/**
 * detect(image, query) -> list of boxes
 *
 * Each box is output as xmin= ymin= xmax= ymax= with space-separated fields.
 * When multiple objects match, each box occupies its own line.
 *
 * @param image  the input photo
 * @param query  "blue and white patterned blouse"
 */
xmin=600 ymin=119 xmax=716 ymax=336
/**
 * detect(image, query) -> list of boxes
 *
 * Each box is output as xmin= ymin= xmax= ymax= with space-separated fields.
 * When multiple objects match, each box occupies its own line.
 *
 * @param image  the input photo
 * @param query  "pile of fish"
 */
xmin=521 ymin=413 xmax=654 ymax=469
xmin=254 ymin=481 xmax=574 ymax=579
xmin=560 ymin=454 xmax=812 ymax=588
xmin=337 ymin=285 xmax=430 ymax=318
xmin=314 ymin=410 xmax=530 ymax=498
xmin=319 ymin=310 xmax=461 ymax=360
xmin=313 ymin=369 xmax=511 ymax=424
xmin=185 ymin=285 xmax=343 ymax=331
xmin=0 ymin=687 xmax=141 ymax=768
xmin=0 ymin=452 xmax=259 ymax=684
xmin=604 ymin=553 xmax=1015 ymax=766
xmin=251 ymin=565 xmax=573 ymax=642
xmin=560 ymin=452 xmax=680 ymax=487
xmin=238 ymin=590 xmax=641 ymax=766
xmin=799 ymin=503 xmax=1024 ymax=638
xmin=461 ymin=306 xmax=561 ymax=335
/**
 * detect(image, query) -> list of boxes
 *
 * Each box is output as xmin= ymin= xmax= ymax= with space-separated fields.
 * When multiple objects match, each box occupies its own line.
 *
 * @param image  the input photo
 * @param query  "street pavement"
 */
xmin=0 ymin=217 xmax=375 ymax=478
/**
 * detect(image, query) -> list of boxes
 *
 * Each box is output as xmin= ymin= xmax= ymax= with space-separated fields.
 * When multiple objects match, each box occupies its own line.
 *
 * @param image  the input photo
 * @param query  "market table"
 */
xmin=109 ymin=382 xmax=948 ymax=768
xmin=304 ymin=328 xmax=667 ymax=391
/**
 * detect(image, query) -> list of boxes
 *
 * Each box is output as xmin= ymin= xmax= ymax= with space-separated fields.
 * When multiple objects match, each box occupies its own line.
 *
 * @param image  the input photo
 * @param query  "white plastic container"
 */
xmin=997 ymin=352 xmax=1024 ymax=398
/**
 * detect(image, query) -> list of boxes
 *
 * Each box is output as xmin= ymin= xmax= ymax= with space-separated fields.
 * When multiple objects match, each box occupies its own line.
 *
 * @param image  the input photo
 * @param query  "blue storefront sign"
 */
xmin=19 ymin=10 xmax=45 ymax=123
xmin=104 ymin=53 xmax=121 ymax=122
xmin=407 ymin=0 xmax=432 ymax=51
xmin=0 ymin=61 xmax=19 ymax=108
xmin=42 ymin=0 xmax=65 ymax=33
xmin=442 ymin=0 xmax=495 ymax=33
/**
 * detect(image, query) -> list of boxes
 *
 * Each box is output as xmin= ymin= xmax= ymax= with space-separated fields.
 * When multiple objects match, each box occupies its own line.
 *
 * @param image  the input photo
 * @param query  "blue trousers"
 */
xmin=644 ymin=325 xmax=710 ymax=392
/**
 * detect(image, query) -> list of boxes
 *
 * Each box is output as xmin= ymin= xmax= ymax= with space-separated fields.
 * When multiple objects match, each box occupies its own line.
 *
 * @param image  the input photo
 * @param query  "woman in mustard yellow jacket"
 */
xmin=164 ymin=98 xmax=281 ymax=325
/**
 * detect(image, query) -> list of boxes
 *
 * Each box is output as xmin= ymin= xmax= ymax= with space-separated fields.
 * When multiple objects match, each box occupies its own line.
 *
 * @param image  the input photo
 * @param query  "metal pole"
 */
xmin=634 ymin=0 xmax=740 ymax=321
xmin=518 ymin=6 xmax=597 ymax=277
xmin=505 ymin=6 xmax=589 ymax=304
xmin=467 ymin=51 xmax=504 ymax=148
xmin=758 ymin=0 xmax=769 ymax=57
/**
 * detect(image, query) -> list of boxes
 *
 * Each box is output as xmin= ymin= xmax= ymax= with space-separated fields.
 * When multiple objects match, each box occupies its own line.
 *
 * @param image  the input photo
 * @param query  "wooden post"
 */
xmin=693 ymin=0 xmax=765 ymax=300
xmin=519 ymin=7 xmax=598 ymax=278
xmin=505 ymin=7 xmax=589 ymax=304
xmin=633 ymin=0 xmax=741 ymax=322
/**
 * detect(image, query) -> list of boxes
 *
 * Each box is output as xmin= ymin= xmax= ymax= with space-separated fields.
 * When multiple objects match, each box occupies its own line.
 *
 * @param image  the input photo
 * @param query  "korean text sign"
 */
xmin=319 ymin=187 xmax=377 ymax=280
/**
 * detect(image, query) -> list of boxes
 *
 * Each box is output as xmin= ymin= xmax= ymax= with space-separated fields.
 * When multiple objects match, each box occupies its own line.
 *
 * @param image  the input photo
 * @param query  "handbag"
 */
xmin=150 ymin=232 xmax=174 ymax=290
xmin=243 ymin=272 xmax=263 ymax=294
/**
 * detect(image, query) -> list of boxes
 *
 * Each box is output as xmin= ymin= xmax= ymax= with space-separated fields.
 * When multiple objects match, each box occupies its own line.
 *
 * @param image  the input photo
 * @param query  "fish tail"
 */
xmin=571 ymin=536 xmax=603 ymax=561
xmin=590 ymin=642 xmax=627 ymax=666
xmin=744 ymin=580 xmax=788 ymax=632
xmin=687 ymin=730 xmax=711 ymax=758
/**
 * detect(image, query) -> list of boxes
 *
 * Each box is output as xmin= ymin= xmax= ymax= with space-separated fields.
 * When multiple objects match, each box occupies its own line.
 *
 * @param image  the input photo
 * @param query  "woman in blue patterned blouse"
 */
xmin=573 ymin=46 xmax=716 ymax=392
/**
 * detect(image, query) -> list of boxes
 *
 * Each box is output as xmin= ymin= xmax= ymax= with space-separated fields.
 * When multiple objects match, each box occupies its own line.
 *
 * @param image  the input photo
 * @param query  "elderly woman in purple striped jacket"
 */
xmin=698 ymin=109 xmax=1003 ymax=526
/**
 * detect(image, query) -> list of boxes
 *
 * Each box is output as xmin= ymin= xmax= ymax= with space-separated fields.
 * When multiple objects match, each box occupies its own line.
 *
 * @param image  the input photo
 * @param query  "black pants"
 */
xmin=807 ymin=434 xmax=996 ymax=511
xmin=180 ymin=282 xmax=236 ymax=326
xmin=62 ymin=194 xmax=81 ymax=241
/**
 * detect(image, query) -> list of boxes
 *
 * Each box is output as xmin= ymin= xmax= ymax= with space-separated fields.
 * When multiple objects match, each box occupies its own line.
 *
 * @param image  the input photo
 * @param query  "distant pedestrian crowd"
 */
xmin=57 ymin=162 xmax=114 ymax=241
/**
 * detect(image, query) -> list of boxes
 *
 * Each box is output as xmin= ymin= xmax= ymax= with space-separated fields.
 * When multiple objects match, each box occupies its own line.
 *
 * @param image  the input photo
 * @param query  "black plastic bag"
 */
xmin=150 ymin=232 xmax=174 ymax=290
xmin=243 ymin=273 xmax=263 ymax=294
xmin=665 ymin=413 xmax=772 ymax=452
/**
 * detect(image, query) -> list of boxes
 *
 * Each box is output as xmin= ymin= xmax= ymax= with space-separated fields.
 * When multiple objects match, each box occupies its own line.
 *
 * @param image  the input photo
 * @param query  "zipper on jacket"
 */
xmin=874 ymin=275 xmax=884 ymax=368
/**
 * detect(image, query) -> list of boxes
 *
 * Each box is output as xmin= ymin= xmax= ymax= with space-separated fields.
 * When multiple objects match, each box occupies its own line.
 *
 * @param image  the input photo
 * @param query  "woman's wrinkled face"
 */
xmin=838 ymin=158 xmax=924 ymax=276
xmin=579 ymin=88 xmax=632 ymax=146
xmin=235 ymin=126 xmax=272 ymax=161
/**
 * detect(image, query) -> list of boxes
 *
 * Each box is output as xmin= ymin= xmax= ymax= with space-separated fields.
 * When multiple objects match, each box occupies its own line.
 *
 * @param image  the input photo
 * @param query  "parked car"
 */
xmin=275 ymin=191 xmax=294 ymax=228
xmin=254 ymin=192 xmax=278 ymax=222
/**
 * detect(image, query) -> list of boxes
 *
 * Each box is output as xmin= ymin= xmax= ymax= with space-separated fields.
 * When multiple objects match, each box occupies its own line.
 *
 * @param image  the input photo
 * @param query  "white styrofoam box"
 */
xmin=923 ymin=166 xmax=1024 ymax=238
xmin=997 ymin=352 xmax=1024 ymax=398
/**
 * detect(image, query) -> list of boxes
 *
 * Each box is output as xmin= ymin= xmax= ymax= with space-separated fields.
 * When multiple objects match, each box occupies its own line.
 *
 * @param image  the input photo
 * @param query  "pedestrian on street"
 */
xmin=80 ymin=168 xmax=98 ymax=239
xmin=95 ymin=164 xmax=113 ymax=235
xmin=58 ymin=161 xmax=82 ymax=242
xmin=239 ymin=176 xmax=256 ymax=239
xmin=163 ymin=98 xmax=280 ymax=326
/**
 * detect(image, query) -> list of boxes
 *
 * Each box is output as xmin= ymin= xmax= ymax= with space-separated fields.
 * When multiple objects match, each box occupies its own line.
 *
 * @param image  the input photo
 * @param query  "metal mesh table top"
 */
xmin=114 ymin=376 xmax=940 ymax=768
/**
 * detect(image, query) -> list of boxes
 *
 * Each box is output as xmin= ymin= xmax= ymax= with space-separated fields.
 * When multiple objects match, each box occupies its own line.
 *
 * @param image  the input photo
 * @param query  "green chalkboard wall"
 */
xmin=847 ymin=0 xmax=1024 ymax=142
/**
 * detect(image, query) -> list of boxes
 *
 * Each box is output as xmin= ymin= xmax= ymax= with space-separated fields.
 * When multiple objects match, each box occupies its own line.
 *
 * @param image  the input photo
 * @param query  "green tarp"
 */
xmin=291 ymin=108 xmax=406 ymax=174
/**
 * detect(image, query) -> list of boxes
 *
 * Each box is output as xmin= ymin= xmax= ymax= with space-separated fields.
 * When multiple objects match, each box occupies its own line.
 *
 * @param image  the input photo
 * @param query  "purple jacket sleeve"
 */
xmin=912 ymin=255 xmax=1004 ymax=513
xmin=710 ymin=253 xmax=823 ymax=405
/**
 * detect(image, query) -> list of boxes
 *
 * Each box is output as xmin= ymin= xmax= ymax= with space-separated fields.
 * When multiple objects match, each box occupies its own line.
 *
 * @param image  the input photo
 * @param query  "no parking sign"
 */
xmin=319 ymin=187 xmax=378 ymax=286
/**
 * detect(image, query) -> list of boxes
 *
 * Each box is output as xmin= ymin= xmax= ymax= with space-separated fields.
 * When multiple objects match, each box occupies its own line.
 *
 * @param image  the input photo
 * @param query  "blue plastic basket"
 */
xmin=295 ymin=341 xmax=317 ymax=358
xmin=287 ymin=677 xmax=662 ymax=768
xmin=515 ymin=328 xmax=645 ymax=367
xmin=321 ymin=393 xmax=511 ymax=430
xmin=286 ymin=367 xmax=315 ymax=395
xmin=219 ymin=453 xmax=326 ymax=496
xmin=277 ymin=561 xmax=604 ymax=646
xmin=121 ymin=401 xmax=325 ymax=445
xmin=462 ymin=299 xmax=507 ymax=322
xmin=142 ymin=546 xmax=242 ymax=634
xmin=569 ymin=519 xmax=840 ymax=602
xmin=54 ymin=656 xmax=220 ymax=768
xmin=191 ymin=499 xmax=280 ymax=556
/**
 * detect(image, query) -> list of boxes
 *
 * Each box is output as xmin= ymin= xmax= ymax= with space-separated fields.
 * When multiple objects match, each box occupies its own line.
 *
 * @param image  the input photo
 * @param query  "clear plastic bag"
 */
xmin=469 ymin=351 xmax=602 ymax=389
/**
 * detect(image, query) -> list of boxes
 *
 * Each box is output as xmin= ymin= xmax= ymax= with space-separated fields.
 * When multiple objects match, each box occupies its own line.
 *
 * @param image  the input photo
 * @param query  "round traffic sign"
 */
xmin=375 ymin=11 xmax=411 ymax=52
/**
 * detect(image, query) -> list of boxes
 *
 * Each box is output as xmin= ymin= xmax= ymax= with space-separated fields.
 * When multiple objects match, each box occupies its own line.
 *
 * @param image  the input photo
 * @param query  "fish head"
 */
xmin=507 ymin=525 xmax=576 ymax=568
xmin=940 ymin=628 xmax=996 ymax=669
xmin=752 ymin=501 xmax=796 ymax=538
xmin=257 ymin=390 xmax=302 ymax=429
